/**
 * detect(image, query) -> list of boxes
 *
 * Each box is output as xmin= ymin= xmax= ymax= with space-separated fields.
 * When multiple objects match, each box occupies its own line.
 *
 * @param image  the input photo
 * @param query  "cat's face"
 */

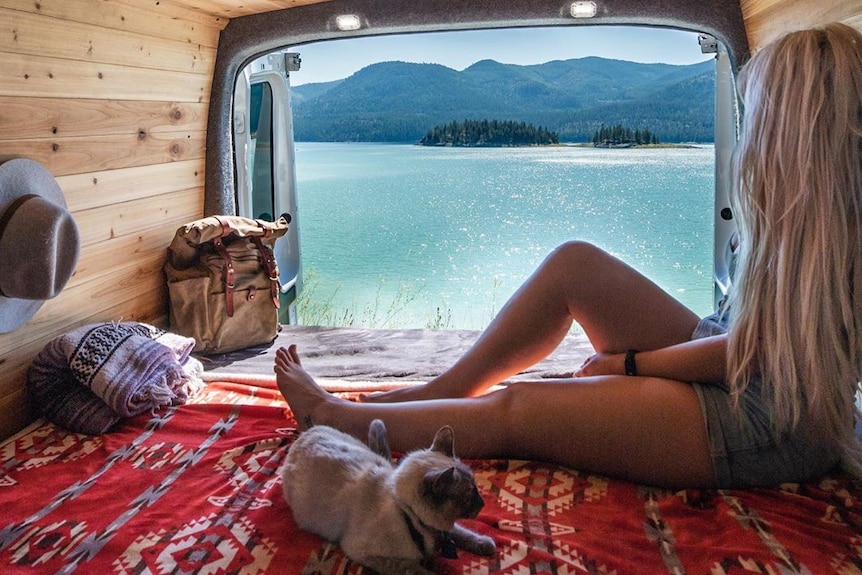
xmin=422 ymin=464 xmax=485 ymax=521
xmin=393 ymin=424 xmax=487 ymax=530
xmin=420 ymin=425 xmax=485 ymax=521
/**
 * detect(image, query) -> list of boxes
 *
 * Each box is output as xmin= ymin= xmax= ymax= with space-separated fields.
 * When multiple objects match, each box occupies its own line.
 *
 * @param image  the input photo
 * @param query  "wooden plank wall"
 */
xmin=740 ymin=0 xmax=862 ymax=49
xmin=0 ymin=0 xmax=226 ymax=440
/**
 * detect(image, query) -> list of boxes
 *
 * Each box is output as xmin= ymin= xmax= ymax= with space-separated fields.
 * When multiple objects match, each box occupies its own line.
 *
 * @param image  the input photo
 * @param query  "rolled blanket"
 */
xmin=27 ymin=322 xmax=204 ymax=434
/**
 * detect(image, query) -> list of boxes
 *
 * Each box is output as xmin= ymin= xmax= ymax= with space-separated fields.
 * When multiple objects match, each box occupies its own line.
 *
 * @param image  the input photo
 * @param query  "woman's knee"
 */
xmin=479 ymin=383 xmax=533 ymax=453
xmin=539 ymin=241 xmax=623 ymax=301
xmin=546 ymin=241 xmax=610 ymax=273
xmin=485 ymin=381 xmax=590 ymax=464
xmin=493 ymin=382 xmax=543 ymax=430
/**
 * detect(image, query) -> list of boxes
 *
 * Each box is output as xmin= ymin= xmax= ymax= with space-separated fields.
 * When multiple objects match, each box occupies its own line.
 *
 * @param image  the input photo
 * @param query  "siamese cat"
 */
xmin=282 ymin=419 xmax=496 ymax=575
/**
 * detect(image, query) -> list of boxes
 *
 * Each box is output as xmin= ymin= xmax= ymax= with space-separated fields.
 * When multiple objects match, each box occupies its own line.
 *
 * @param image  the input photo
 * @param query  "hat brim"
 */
xmin=0 ymin=159 xmax=72 ymax=334
xmin=0 ymin=299 xmax=44 ymax=333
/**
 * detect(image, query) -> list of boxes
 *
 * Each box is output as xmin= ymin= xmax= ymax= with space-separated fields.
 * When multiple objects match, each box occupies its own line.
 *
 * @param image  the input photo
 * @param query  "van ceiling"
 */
xmin=169 ymin=0 xmax=862 ymax=52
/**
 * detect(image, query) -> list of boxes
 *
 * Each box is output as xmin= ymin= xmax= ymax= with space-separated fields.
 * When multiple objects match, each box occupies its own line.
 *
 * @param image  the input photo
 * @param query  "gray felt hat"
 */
xmin=0 ymin=159 xmax=81 ymax=333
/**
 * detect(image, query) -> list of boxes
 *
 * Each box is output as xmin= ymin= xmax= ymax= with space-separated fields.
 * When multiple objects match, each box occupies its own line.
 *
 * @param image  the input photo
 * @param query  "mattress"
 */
xmin=2 ymin=373 xmax=861 ymax=574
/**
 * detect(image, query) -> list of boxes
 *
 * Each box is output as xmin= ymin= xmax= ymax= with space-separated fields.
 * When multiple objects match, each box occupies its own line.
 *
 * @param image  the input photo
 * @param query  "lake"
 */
xmin=293 ymin=142 xmax=716 ymax=330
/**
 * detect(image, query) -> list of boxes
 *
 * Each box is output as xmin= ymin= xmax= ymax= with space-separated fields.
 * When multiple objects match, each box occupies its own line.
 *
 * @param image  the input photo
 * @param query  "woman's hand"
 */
xmin=575 ymin=352 xmax=625 ymax=377
xmin=573 ymin=334 xmax=728 ymax=383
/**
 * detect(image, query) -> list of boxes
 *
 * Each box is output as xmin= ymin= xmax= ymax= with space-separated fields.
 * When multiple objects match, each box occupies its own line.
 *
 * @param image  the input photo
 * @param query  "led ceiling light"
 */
xmin=570 ymin=1 xmax=597 ymax=18
xmin=335 ymin=14 xmax=362 ymax=31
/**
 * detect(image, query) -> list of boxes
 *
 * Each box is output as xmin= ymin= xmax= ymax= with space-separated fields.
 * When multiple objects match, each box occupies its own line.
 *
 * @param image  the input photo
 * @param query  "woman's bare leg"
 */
xmin=275 ymin=344 xmax=715 ymax=489
xmin=365 ymin=241 xmax=700 ymax=402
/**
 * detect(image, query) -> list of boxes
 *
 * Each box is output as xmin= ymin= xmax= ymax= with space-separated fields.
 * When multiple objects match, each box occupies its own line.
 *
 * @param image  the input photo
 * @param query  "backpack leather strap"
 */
xmin=212 ymin=236 xmax=236 ymax=317
xmin=251 ymin=236 xmax=280 ymax=309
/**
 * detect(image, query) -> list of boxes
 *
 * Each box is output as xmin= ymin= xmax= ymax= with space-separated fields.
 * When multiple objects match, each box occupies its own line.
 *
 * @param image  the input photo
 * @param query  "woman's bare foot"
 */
xmin=274 ymin=344 xmax=339 ymax=430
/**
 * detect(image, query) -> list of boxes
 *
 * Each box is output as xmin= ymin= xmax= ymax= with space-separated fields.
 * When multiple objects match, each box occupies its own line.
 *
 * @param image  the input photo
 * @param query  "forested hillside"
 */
xmin=291 ymin=57 xmax=715 ymax=143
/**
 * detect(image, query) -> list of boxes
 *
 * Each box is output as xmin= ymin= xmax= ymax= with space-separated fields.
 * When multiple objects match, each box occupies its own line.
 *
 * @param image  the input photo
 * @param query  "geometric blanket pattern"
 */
xmin=1 ymin=379 xmax=861 ymax=574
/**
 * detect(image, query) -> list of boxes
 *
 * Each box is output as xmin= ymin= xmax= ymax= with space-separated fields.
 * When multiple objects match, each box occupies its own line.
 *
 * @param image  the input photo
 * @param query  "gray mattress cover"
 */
xmin=200 ymin=325 xmax=594 ymax=384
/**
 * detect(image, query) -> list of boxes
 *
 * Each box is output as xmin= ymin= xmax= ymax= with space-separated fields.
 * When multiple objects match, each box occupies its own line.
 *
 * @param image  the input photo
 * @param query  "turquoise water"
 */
xmin=294 ymin=142 xmax=716 ymax=330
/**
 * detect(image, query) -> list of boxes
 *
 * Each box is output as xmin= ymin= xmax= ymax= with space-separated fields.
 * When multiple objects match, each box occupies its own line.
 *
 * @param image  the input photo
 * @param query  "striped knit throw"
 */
xmin=27 ymin=322 xmax=204 ymax=435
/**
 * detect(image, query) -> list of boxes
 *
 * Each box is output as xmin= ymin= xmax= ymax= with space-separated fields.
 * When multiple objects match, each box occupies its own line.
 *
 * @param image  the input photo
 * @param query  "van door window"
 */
xmin=249 ymin=82 xmax=275 ymax=221
xmin=234 ymin=58 xmax=304 ymax=324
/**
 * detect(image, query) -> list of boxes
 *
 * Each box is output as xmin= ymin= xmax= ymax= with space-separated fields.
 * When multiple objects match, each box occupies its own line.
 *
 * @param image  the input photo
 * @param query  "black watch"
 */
xmin=624 ymin=349 xmax=638 ymax=376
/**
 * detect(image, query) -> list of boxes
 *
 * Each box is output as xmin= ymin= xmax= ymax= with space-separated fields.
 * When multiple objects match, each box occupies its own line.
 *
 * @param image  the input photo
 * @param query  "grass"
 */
xmin=296 ymin=268 xmax=456 ymax=330
xmin=295 ymin=268 xmax=588 ymax=334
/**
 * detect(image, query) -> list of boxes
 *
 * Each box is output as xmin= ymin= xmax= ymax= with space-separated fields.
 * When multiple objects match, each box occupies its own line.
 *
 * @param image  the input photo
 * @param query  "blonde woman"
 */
xmin=275 ymin=23 xmax=862 ymax=488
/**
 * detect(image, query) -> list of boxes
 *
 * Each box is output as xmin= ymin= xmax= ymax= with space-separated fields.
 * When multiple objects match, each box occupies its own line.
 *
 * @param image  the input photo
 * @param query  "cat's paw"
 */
xmin=472 ymin=534 xmax=496 ymax=557
xmin=361 ymin=556 xmax=434 ymax=575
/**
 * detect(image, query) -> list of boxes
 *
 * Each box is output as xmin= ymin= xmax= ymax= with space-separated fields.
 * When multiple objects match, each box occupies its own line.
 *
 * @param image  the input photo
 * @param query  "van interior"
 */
xmin=1 ymin=1 xmax=861 ymax=573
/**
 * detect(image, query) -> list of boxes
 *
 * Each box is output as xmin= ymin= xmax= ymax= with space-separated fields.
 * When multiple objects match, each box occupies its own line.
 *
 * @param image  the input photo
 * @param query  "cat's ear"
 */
xmin=430 ymin=426 xmax=455 ymax=457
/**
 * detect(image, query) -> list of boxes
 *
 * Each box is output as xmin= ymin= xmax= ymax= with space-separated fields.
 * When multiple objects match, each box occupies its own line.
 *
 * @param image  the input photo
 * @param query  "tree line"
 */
xmin=419 ymin=119 xmax=559 ymax=147
xmin=592 ymin=123 xmax=659 ymax=147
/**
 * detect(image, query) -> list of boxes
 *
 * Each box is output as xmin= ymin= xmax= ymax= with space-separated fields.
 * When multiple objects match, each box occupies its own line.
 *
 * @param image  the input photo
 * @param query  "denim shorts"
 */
xmin=690 ymin=312 xmax=841 ymax=487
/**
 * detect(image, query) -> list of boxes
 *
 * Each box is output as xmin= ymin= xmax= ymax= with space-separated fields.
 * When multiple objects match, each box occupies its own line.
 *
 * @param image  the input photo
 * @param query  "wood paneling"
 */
xmin=0 ymin=391 xmax=33 ymax=441
xmin=170 ymin=0 xmax=330 ymax=19
xmin=0 ymin=0 xmax=210 ymax=440
xmin=0 ymin=97 xmax=206 ymax=140
xmin=0 ymin=7 xmax=214 ymax=73
xmin=0 ymin=272 xmax=170 ymax=393
xmin=0 ymin=0 xmax=224 ymax=47
xmin=740 ymin=0 xmax=862 ymax=49
xmin=68 ymin=216 xmax=191 ymax=289
xmin=117 ymin=0 xmax=230 ymax=30
xmin=0 ymin=53 xmax=210 ymax=101
xmin=73 ymin=187 xmax=201 ymax=247
xmin=0 ymin=131 xmax=205 ymax=177
xmin=59 ymin=160 xmax=204 ymax=211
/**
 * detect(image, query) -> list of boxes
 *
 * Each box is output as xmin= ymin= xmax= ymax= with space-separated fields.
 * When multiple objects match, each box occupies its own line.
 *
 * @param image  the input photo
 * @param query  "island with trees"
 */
xmin=419 ymin=119 xmax=559 ymax=147
xmin=592 ymin=123 xmax=659 ymax=147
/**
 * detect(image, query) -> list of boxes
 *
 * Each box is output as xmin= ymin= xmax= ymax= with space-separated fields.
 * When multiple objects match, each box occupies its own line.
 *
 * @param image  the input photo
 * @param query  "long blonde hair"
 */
xmin=727 ymin=22 xmax=862 ymax=469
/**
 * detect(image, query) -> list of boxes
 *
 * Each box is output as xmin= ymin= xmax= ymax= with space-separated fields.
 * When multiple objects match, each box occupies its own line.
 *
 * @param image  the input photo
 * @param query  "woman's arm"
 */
xmin=575 ymin=334 xmax=727 ymax=385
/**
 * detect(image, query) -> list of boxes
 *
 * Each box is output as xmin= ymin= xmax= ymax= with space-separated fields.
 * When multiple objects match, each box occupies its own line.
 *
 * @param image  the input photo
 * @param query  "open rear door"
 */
xmin=233 ymin=52 xmax=302 ymax=323
xmin=710 ymin=38 xmax=739 ymax=306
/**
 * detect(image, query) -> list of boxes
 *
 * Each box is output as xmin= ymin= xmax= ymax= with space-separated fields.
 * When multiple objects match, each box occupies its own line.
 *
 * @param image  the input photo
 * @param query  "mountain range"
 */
xmin=290 ymin=56 xmax=716 ymax=143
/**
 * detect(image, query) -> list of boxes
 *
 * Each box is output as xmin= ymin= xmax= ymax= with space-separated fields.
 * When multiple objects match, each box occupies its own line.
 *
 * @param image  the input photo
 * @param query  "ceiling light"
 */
xmin=570 ymin=1 xmax=597 ymax=18
xmin=335 ymin=14 xmax=362 ymax=31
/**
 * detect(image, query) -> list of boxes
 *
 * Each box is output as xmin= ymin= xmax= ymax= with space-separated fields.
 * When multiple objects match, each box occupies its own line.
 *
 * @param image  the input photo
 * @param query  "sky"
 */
xmin=286 ymin=26 xmax=714 ymax=86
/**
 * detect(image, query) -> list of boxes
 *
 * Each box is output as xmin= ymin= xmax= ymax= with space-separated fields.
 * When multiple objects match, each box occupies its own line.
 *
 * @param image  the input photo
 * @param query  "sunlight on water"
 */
xmin=294 ymin=143 xmax=716 ymax=330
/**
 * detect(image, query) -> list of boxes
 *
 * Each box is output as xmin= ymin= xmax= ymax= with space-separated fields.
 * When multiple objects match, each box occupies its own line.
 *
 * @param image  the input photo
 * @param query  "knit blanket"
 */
xmin=26 ymin=322 xmax=204 ymax=434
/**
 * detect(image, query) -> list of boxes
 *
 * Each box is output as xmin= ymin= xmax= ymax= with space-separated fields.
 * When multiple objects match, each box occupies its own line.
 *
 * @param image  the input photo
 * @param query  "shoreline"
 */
xmin=302 ymin=141 xmax=710 ymax=149
xmin=566 ymin=142 xmax=703 ymax=149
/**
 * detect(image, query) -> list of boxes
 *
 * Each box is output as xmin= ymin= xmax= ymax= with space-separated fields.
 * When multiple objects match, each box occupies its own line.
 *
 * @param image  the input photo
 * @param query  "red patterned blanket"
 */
xmin=1 ymin=379 xmax=860 ymax=574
